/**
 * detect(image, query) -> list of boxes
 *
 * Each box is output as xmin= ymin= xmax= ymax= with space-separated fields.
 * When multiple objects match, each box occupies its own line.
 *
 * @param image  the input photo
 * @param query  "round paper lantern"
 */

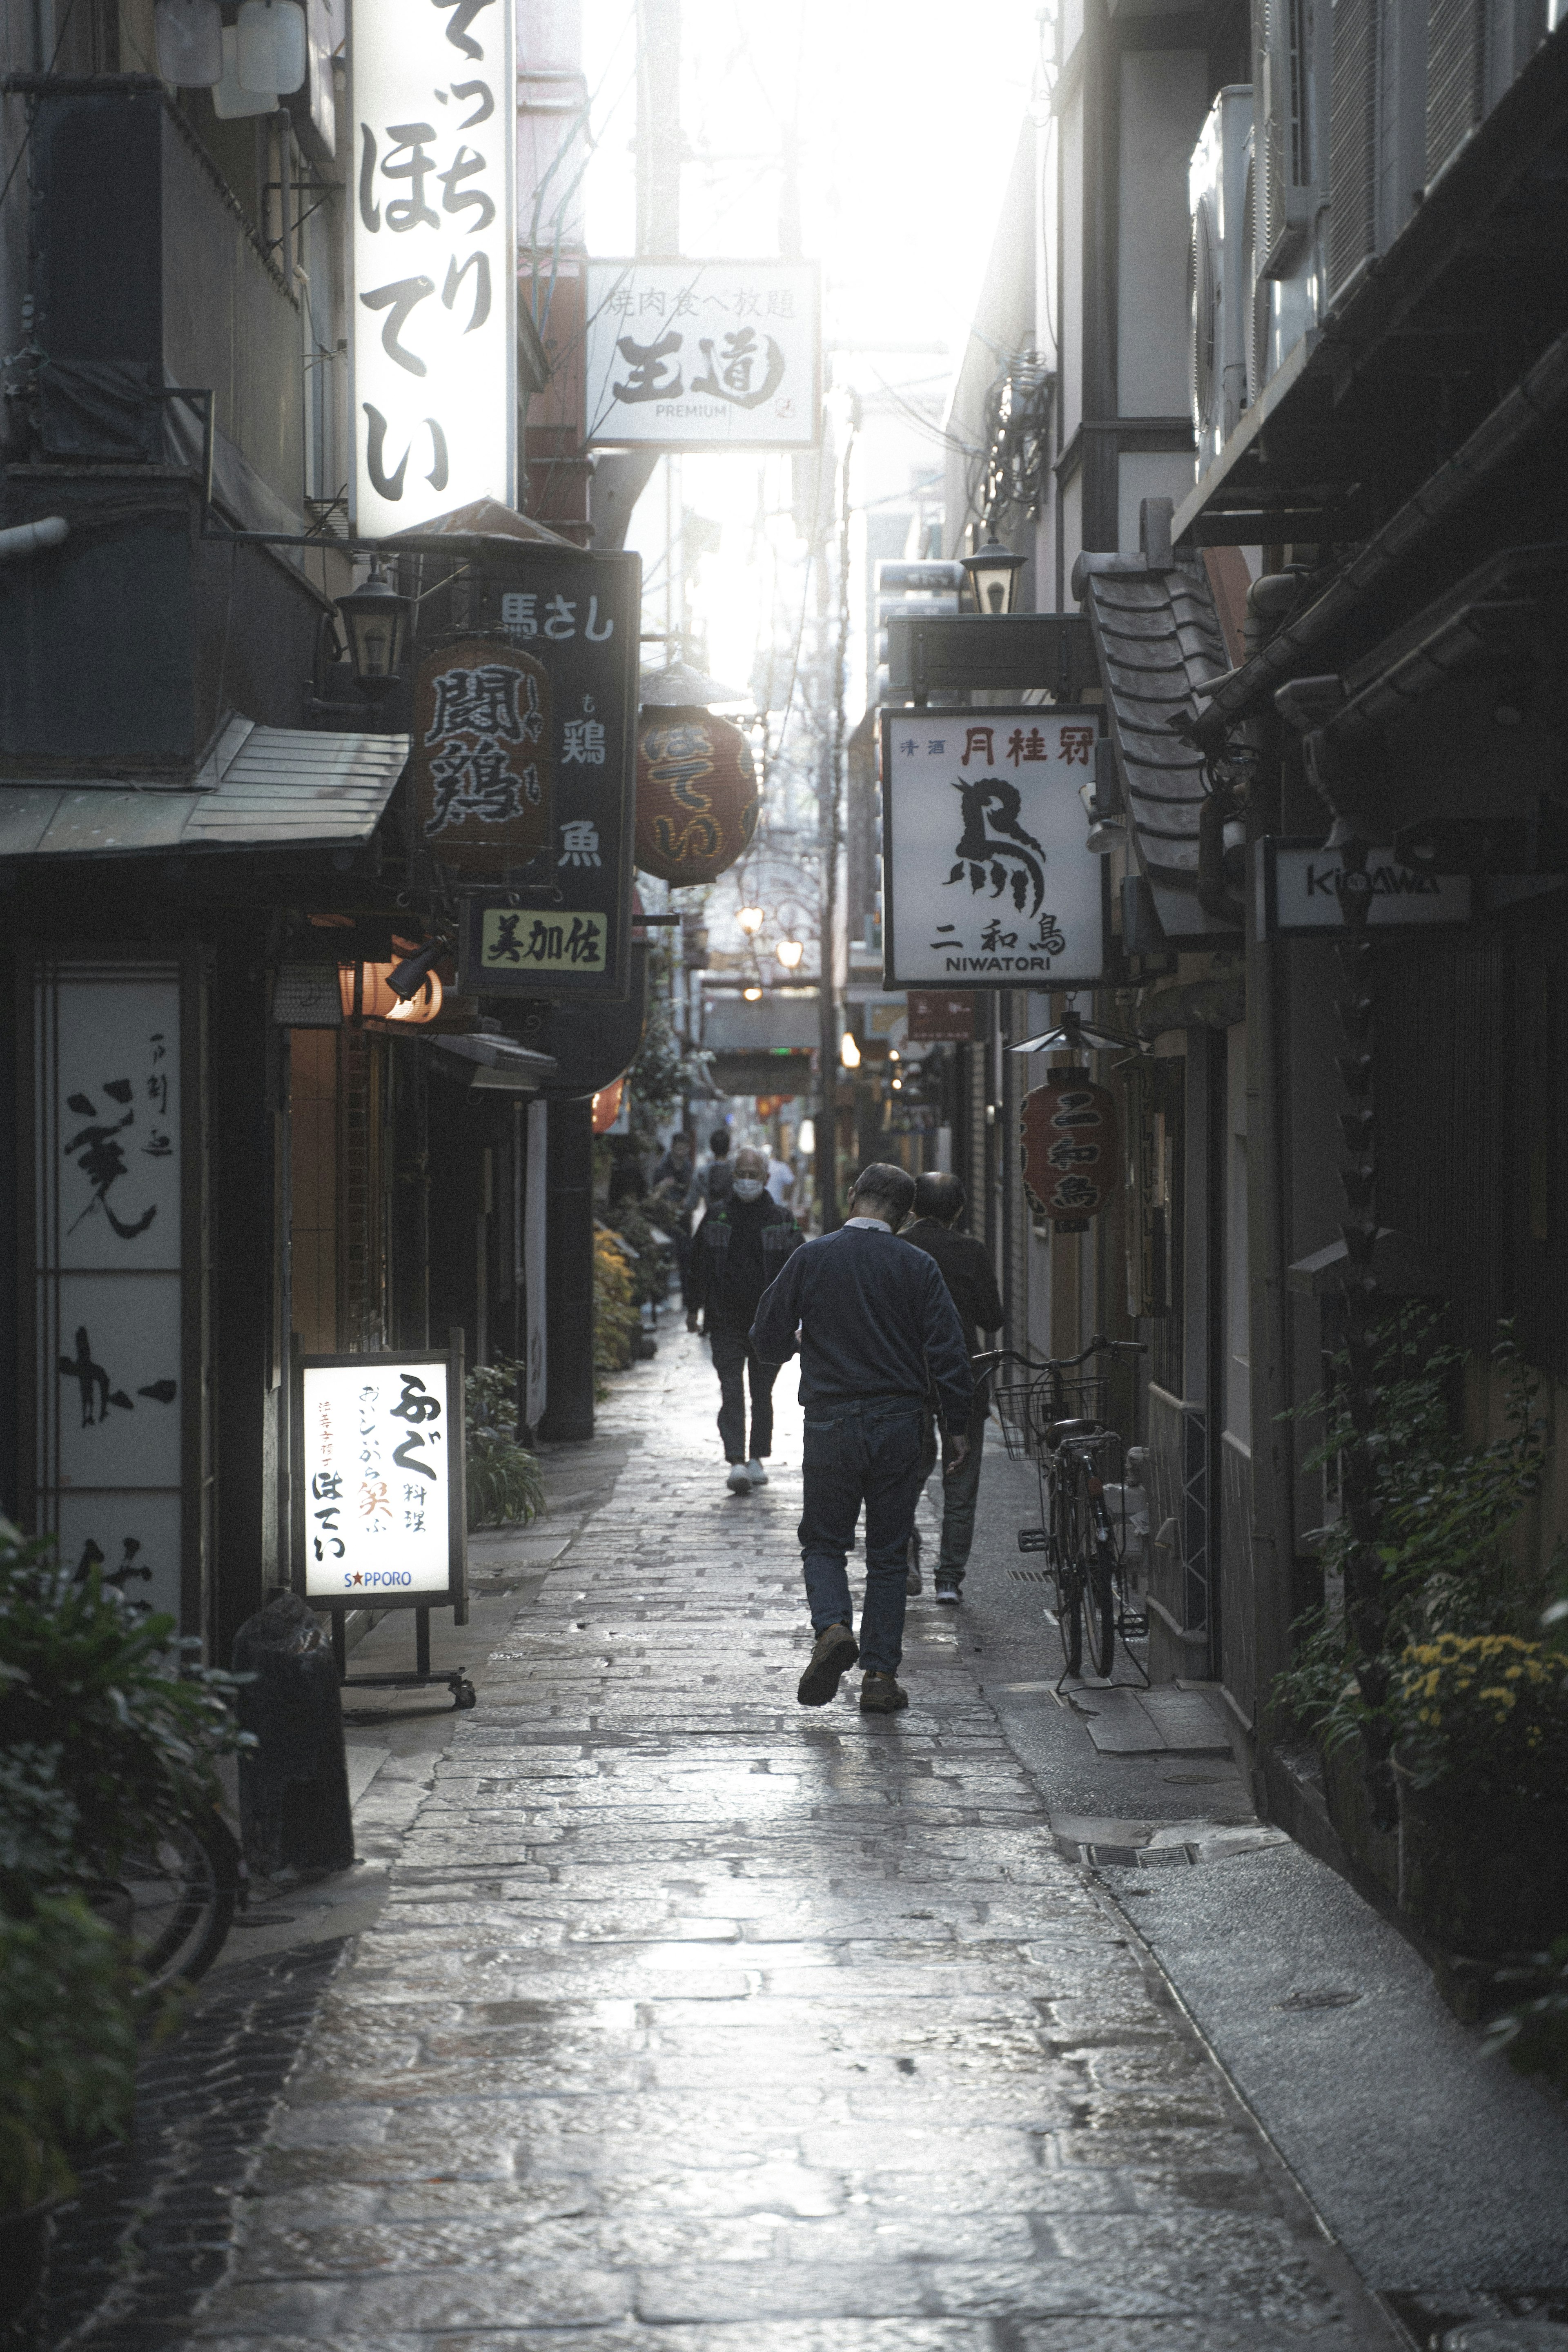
xmin=591 ymin=1076 xmax=626 ymax=1134
xmin=1021 ymin=1070 xmax=1120 ymax=1233
xmin=635 ymin=706 xmax=759 ymax=884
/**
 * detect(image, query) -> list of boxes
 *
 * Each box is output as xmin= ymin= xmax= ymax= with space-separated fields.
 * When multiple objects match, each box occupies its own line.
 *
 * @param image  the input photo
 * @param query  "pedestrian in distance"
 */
xmin=765 ymin=1147 xmax=795 ymax=1207
xmin=688 ymin=1146 xmax=802 ymax=1494
xmin=750 ymin=1161 xmax=973 ymax=1715
xmin=901 ymin=1172 xmax=1004 ymax=1605
xmin=691 ymin=1126 xmax=734 ymax=1212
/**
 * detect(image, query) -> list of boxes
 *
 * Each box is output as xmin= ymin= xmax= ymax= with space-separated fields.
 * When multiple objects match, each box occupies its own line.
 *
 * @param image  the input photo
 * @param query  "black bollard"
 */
xmin=231 ymin=1590 xmax=354 ymax=1878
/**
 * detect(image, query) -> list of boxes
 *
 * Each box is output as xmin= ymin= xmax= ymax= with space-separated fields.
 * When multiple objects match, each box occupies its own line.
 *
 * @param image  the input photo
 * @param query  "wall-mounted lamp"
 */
xmin=961 ymin=534 xmax=1027 ymax=617
xmin=339 ymin=961 xmax=443 ymax=1026
xmin=336 ymin=557 xmax=411 ymax=697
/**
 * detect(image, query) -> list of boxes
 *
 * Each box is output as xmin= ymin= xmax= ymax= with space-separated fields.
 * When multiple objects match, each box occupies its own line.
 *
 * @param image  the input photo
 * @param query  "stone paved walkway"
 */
xmin=191 ymin=1336 xmax=1396 ymax=2351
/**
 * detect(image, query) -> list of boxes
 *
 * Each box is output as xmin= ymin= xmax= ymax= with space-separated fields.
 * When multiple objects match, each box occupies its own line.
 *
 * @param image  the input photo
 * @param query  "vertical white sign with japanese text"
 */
xmin=350 ymin=0 xmax=515 ymax=535
xmin=882 ymin=710 xmax=1109 ymax=988
xmin=36 ymin=964 xmax=186 ymax=1630
xmin=584 ymin=261 xmax=820 ymax=449
xmin=300 ymin=1359 xmax=456 ymax=1601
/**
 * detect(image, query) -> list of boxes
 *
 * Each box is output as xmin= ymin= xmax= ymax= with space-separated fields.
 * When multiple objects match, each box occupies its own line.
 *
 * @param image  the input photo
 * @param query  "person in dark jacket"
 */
xmin=750 ymin=1161 xmax=972 ymax=1715
xmin=689 ymin=1146 xmax=801 ymax=1493
xmin=902 ymin=1171 xmax=1005 ymax=1604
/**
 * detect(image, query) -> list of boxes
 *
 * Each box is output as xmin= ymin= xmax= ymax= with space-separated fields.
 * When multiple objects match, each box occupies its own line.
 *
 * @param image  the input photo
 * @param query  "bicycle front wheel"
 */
xmin=1085 ymin=1537 xmax=1118 ymax=1678
xmin=116 ymin=1812 xmax=240 ymax=1994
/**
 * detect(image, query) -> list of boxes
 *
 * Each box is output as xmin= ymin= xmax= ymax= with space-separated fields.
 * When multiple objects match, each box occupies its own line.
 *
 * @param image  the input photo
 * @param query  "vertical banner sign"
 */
xmin=35 ymin=962 xmax=187 ymax=1630
xmin=452 ymin=550 xmax=641 ymax=999
xmin=350 ymin=0 xmax=515 ymax=535
xmin=881 ymin=708 xmax=1109 ymax=989
xmin=295 ymin=1353 xmax=463 ymax=1608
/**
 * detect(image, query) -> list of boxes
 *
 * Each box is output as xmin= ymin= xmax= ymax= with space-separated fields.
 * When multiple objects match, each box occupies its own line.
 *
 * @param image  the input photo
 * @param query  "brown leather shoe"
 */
xmin=860 ymin=1672 xmax=910 ymax=1714
xmin=797 ymin=1622 xmax=859 ymax=1707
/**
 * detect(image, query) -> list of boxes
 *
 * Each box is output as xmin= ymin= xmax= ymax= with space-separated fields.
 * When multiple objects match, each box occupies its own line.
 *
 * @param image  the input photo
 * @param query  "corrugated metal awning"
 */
xmin=0 ymin=720 xmax=409 ymax=858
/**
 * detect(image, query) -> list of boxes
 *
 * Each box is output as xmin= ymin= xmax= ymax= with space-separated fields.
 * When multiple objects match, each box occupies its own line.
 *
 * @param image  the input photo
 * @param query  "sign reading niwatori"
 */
xmin=350 ymin=0 xmax=516 ymax=534
xmin=294 ymin=1352 xmax=465 ymax=1611
xmin=584 ymin=260 xmax=820 ymax=449
xmin=882 ymin=710 xmax=1109 ymax=989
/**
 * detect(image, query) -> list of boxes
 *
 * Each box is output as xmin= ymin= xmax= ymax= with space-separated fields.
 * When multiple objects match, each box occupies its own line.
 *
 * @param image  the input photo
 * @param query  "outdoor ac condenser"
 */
xmin=1245 ymin=0 xmax=1327 ymax=404
xmin=1187 ymin=85 xmax=1254 ymax=474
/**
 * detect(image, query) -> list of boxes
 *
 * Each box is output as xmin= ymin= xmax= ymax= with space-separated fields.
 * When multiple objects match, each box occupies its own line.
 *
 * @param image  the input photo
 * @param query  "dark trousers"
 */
xmin=799 ymin=1398 xmax=927 ymax=1677
xmin=709 ymin=1321 xmax=778 ymax=1462
xmin=918 ymin=1407 xmax=987 ymax=1583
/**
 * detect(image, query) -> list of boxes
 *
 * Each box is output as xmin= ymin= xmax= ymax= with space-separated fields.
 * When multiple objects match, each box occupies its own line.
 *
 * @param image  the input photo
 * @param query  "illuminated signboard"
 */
xmin=584 ymin=259 xmax=820 ymax=449
xmin=294 ymin=1353 xmax=465 ymax=1609
xmin=350 ymin=0 xmax=515 ymax=534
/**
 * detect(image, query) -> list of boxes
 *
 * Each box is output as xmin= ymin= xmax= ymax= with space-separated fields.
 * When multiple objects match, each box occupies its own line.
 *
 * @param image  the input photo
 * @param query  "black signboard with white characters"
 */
xmin=881 ymin=708 xmax=1110 ymax=990
xmin=411 ymin=549 xmax=639 ymax=1001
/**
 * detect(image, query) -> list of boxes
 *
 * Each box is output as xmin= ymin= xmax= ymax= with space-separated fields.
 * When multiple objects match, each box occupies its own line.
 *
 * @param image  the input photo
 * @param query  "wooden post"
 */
xmin=539 ymin=1097 xmax=595 ymax=1441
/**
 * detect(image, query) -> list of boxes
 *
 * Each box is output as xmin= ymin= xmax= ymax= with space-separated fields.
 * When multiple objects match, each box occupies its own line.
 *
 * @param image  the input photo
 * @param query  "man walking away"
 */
xmin=689 ymin=1146 xmax=801 ymax=1494
xmin=902 ymin=1172 xmax=1004 ymax=1605
xmin=751 ymin=1163 xmax=972 ymax=1715
xmin=692 ymin=1127 xmax=734 ymax=1212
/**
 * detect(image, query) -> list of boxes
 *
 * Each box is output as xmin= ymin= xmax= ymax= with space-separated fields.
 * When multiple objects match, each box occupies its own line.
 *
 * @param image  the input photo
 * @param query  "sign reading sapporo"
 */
xmin=882 ymin=710 xmax=1109 ymax=988
xmin=296 ymin=1356 xmax=460 ymax=1606
xmin=350 ymin=0 xmax=515 ymax=535
xmin=584 ymin=260 xmax=820 ymax=449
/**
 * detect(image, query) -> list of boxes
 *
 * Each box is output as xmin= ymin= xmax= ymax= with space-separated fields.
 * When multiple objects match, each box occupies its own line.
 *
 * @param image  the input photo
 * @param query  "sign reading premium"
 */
xmin=350 ymin=0 xmax=515 ymax=535
xmin=584 ymin=260 xmax=820 ymax=449
xmin=881 ymin=709 xmax=1109 ymax=989
xmin=1258 ymin=838 xmax=1473 ymax=935
xmin=294 ymin=1353 xmax=464 ymax=1609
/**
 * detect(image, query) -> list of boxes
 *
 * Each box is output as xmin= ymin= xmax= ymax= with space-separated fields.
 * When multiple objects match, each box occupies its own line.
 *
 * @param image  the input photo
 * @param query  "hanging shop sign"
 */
xmin=293 ymin=1351 xmax=465 ymax=1611
xmin=584 ymin=259 xmax=820 ymax=450
xmin=634 ymin=708 xmax=760 ymax=884
xmin=412 ymin=636 xmax=555 ymax=877
xmin=1257 ymin=838 xmax=1473 ymax=935
xmin=882 ymin=709 xmax=1110 ymax=988
xmin=906 ymin=990 xmax=977 ymax=1042
xmin=350 ymin=0 xmax=515 ymax=535
xmin=1022 ymin=1074 xmax=1120 ymax=1234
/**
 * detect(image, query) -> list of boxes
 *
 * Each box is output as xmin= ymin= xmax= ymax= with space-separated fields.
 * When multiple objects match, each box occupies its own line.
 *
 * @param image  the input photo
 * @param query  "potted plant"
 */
xmin=1390 ymin=1632 xmax=1568 ymax=1958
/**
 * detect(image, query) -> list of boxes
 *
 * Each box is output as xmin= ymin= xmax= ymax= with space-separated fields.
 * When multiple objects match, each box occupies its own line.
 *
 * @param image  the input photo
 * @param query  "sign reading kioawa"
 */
xmin=882 ymin=710 xmax=1109 ymax=989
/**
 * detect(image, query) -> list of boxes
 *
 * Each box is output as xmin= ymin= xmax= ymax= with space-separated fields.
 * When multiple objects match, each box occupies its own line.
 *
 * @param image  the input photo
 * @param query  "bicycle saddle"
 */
xmin=1048 ymin=1417 xmax=1100 ymax=1442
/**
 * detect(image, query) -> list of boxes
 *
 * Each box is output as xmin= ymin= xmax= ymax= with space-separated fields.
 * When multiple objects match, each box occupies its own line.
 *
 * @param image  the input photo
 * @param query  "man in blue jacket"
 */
xmin=750 ymin=1162 xmax=973 ymax=1715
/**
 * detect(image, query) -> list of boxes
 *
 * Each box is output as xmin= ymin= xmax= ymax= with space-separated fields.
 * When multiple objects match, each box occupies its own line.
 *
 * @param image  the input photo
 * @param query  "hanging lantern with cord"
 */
xmin=1021 ymin=1067 xmax=1120 ymax=1233
xmin=634 ymin=662 xmax=760 ymax=886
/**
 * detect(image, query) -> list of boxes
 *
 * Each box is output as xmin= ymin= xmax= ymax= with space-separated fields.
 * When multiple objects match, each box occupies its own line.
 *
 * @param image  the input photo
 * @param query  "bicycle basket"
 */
xmin=1049 ymin=1374 xmax=1111 ymax=1434
xmin=992 ymin=1378 xmax=1046 ymax=1461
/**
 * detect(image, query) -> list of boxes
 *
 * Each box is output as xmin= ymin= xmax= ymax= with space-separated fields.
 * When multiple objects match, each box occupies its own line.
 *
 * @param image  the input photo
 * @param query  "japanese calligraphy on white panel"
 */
xmin=882 ymin=713 xmax=1109 ymax=988
xmin=584 ymin=261 xmax=820 ymax=449
xmin=301 ymin=1360 xmax=454 ymax=1600
xmin=350 ymin=0 xmax=515 ymax=535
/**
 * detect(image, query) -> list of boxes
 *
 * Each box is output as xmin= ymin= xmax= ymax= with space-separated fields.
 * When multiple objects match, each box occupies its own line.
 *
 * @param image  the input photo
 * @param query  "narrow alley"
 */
xmin=151 ymin=1340 xmax=1561 ymax=2352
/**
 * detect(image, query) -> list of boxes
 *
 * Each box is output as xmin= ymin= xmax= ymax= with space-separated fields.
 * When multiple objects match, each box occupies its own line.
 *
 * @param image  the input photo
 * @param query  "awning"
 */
xmin=0 ymin=718 xmax=409 ymax=858
xmin=1074 ymin=550 xmax=1235 ymax=941
xmin=429 ymin=1035 xmax=558 ymax=1092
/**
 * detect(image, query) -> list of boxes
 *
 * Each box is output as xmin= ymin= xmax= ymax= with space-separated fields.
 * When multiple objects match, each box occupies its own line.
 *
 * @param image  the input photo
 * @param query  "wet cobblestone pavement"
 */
xmin=173 ymin=1334 xmax=1396 ymax=2351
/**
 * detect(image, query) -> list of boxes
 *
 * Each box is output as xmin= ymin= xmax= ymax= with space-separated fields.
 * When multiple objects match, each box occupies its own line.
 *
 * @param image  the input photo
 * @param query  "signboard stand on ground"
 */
xmin=291 ymin=1331 xmax=475 ymax=1712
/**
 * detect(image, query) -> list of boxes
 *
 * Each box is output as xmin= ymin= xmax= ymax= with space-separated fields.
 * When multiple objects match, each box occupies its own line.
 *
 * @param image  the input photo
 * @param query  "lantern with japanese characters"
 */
xmin=1022 ymin=1069 xmax=1120 ymax=1234
xmin=635 ymin=695 xmax=759 ymax=886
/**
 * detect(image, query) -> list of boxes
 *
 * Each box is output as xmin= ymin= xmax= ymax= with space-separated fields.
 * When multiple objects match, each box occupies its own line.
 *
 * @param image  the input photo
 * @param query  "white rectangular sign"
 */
xmin=584 ymin=260 xmax=820 ymax=448
xmin=298 ymin=1356 xmax=457 ymax=1602
xmin=1260 ymin=840 xmax=1472 ymax=933
xmin=350 ymin=0 xmax=515 ymax=535
xmin=882 ymin=710 xmax=1109 ymax=987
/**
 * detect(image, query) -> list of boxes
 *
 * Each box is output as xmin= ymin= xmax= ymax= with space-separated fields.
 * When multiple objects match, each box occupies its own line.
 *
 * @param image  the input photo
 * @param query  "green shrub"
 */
xmin=594 ymin=1231 xmax=640 ymax=1373
xmin=0 ymin=1894 xmax=138 ymax=2212
xmin=464 ymin=1360 xmax=545 ymax=1528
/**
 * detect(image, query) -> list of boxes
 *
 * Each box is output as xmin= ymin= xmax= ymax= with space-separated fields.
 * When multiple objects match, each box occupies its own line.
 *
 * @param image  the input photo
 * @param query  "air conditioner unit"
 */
xmin=1242 ymin=135 xmax=1318 ymax=405
xmin=1245 ymin=0 xmax=1329 ymax=402
xmin=1188 ymin=85 xmax=1254 ymax=471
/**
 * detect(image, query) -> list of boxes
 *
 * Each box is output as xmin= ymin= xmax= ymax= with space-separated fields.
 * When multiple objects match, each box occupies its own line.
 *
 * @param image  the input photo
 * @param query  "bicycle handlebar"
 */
xmin=972 ymin=1335 xmax=1147 ymax=1378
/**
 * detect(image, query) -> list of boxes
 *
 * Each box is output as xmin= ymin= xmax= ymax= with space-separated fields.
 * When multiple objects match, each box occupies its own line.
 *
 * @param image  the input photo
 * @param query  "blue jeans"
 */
xmin=798 ymin=1398 xmax=928 ymax=1677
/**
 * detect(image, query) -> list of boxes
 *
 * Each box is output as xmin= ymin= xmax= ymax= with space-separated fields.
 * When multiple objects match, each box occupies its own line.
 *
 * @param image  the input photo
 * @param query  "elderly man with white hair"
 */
xmin=688 ymin=1145 xmax=802 ymax=1492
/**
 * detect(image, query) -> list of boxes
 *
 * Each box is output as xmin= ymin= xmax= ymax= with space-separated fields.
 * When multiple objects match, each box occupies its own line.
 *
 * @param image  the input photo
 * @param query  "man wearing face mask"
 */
xmin=688 ymin=1145 xmax=802 ymax=1494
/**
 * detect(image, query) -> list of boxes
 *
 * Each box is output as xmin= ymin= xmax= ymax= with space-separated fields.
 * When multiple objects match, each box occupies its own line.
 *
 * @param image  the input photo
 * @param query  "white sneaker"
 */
xmin=745 ymin=1459 xmax=769 ymax=1486
xmin=726 ymin=1464 xmax=751 ymax=1494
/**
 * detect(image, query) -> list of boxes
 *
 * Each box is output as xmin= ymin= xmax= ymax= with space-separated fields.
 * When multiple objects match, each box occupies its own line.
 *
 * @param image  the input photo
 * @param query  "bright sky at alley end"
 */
xmin=582 ymin=0 xmax=1044 ymax=368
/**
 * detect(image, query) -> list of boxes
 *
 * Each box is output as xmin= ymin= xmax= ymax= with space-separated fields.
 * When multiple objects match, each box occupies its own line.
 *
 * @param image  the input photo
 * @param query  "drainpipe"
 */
xmin=0 ymin=516 xmax=67 ymax=560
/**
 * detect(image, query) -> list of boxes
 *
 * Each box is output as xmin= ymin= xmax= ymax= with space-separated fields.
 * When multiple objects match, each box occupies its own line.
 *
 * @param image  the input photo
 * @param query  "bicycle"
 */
xmin=92 ymin=1800 xmax=245 ymax=1996
xmin=976 ymin=1335 xmax=1147 ymax=1683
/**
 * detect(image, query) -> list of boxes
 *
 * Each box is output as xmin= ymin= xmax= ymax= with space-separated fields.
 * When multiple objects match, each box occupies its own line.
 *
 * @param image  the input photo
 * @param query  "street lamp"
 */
xmin=775 ymin=937 xmax=804 ymax=970
xmin=336 ymin=557 xmax=411 ymax=697
xmin=840 ymin=1031 xmax=861 ymax=1069
xmin=961 ymin=533 xmax=1027 ymax=617
xmin=736 ymin=904 xmax=764 ymax=935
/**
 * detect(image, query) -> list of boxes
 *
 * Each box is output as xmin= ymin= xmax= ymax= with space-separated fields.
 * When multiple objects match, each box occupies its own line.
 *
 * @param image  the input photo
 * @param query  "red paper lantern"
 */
xmin=591 ymin=1076 xmax=626 ymax=1134
xmin=1021 ymin=1070 xmax=1120 ymax=1232
xmin=635 ymin=707 xmax=759 ymax=884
